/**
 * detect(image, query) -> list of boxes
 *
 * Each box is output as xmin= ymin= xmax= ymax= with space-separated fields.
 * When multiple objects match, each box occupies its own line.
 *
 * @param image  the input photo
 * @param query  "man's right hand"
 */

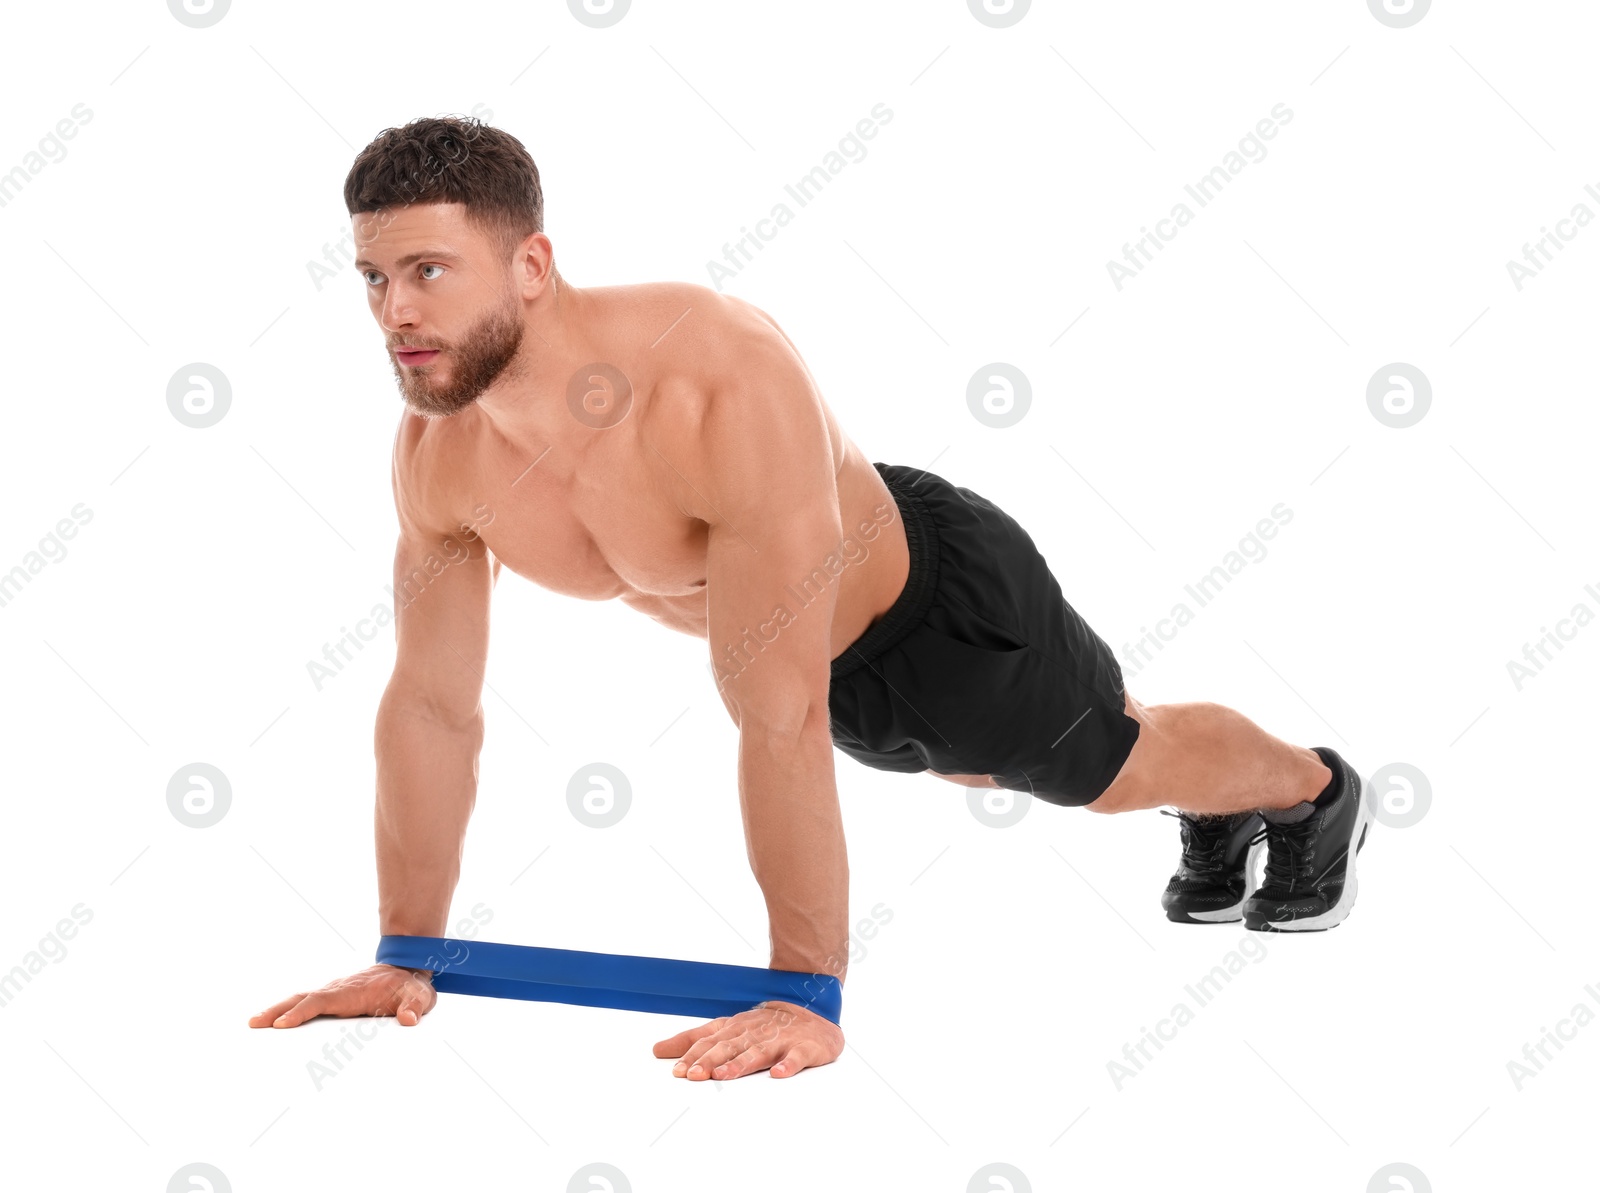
xmin=248 ymin=964 xmax=437 ymax=1029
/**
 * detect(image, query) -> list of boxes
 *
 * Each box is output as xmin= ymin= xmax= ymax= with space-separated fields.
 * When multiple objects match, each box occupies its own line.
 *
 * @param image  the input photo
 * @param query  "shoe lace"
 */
xmin=1261 ymin=816 xmax=1318 ymax=890
xmin=1161 ymin=809 xmax=1252 ymax=880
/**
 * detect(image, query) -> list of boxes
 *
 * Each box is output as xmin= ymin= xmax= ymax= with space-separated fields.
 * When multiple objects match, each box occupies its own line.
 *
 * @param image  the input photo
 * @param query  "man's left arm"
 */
xmin=649 ymin=329 xmax=850 ymax=1080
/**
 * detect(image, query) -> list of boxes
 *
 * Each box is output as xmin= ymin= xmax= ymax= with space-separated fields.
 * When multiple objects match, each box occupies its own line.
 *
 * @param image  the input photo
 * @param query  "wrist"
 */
xmin=770 ymin=952 xmax=846 ymax=986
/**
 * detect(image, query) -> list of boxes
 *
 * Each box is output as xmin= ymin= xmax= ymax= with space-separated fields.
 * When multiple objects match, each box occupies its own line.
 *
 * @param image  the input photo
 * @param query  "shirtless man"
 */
xmin=249 ymin=117 xmax=1372 ymax=1081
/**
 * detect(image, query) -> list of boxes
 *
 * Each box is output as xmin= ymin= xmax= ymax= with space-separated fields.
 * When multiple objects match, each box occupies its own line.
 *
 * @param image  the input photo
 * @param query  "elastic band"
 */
xmin=376 ymin=935 xmax=843 ymax=1025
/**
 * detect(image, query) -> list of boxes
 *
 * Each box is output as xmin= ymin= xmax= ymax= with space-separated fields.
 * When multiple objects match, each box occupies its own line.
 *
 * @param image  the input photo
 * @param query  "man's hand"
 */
xmin=652 ymin=1000 xmax=844 ymax=1080
xmin=248 ymin=964 xmax=437 ymax=1029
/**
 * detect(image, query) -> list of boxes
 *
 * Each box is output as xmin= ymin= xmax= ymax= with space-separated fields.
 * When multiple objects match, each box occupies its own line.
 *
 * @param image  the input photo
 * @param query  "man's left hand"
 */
xmin=652 ymin=999 xmax=844 ymax=1080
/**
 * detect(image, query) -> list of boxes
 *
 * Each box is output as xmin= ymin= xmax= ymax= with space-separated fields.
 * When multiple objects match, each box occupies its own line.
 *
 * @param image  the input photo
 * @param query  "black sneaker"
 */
xmin=1159 ymin=809 xmax=1268 ymax=924
xmin=1243 ymin=746 xmax=1372 ymax=932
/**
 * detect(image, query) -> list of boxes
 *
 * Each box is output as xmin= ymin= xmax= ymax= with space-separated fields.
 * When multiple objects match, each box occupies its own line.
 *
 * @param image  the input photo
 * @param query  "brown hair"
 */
xmin=343 ymin=115 xmax=544 ymax=263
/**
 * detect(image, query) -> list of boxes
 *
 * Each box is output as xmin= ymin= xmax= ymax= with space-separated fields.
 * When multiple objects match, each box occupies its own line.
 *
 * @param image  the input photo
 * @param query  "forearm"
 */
xmin=374 ymin=694 xmax=483 ymax=938
xmin=738 ymin=703 xmax=849 ymax=984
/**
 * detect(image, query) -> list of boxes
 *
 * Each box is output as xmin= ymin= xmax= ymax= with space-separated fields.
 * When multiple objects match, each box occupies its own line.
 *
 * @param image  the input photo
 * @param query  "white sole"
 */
xmin=1179 ymin=836 xmax=1269 ymax=922
xmin=1256 ymin=766 xmax=1372 ymax=932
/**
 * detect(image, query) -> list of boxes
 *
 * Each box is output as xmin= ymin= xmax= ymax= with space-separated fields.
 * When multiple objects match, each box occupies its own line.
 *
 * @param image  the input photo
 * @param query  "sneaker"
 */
xmin=1243 ymin=746 xmax=1372 ymax=932
xmin=1159 ymin=809 xmax=1268 ymax=924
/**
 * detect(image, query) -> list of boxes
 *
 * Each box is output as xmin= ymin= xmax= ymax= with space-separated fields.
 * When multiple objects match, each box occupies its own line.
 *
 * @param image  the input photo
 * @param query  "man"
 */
xmin=250 ymin=116 xmax=1372 ymax=1081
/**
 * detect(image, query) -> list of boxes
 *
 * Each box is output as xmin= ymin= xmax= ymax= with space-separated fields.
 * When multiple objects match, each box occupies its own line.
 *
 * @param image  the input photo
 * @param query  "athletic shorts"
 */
xmin=827 ymin=462 xmax=1141 ymax=808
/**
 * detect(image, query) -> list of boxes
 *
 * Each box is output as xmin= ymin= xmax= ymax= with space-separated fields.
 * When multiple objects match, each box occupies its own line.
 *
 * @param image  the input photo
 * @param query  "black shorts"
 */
xmin=828 ymin=462 xmax=1140 ymax=808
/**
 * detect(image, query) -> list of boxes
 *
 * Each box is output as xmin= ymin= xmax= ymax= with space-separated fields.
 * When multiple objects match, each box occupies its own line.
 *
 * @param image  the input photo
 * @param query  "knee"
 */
xmin=1083 ymin=773 xmax=1146 ymax=814
xmin=1082 ymin=697 xmax=1162 ymax=815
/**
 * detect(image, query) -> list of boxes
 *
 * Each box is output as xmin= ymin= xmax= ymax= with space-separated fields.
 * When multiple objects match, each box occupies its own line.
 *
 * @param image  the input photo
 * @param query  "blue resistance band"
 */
xmin=376 ymin=935 xmax=843 ymax=1025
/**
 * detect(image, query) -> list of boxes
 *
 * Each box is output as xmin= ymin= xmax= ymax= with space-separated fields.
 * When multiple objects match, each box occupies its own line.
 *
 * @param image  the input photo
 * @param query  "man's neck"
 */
xmin=474 ymin=274 xmax=592 ymax=445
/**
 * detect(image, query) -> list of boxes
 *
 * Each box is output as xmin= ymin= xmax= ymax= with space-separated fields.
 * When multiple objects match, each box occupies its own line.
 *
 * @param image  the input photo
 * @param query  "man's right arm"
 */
xmin=249 ymin=438 xmax=496 ymax=1030
xmin=375 ymin=454 xmax=497 ymax=940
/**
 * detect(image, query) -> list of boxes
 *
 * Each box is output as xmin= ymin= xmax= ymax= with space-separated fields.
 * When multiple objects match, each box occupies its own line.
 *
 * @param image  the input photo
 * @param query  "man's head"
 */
xmin=344 ymin=116 xmax=556 ymax=418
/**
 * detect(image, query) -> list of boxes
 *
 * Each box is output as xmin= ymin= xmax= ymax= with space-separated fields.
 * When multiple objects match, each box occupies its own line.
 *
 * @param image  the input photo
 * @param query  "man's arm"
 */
xmin=677 ymin=328 xmax=850 ymax=984
xmin=375 ymin=433 xmax=497 ymax=939
xmin=249 ymin=428 xmax=495 ymax=1031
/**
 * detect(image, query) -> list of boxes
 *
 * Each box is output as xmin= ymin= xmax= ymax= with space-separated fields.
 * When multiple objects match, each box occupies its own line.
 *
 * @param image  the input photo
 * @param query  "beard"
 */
xmin=390 ymin=296 xmax=526 ymax=418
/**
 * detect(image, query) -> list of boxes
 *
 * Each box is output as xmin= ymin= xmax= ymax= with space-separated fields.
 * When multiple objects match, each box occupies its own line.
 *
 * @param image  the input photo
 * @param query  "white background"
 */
xmin=1 ymin=1 xmax=1594 ymax=1189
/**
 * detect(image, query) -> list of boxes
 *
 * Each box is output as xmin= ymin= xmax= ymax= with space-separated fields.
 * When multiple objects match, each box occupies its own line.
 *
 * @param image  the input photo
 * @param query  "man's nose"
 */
xmin=380 ymin=287 xmax=417 ymax=332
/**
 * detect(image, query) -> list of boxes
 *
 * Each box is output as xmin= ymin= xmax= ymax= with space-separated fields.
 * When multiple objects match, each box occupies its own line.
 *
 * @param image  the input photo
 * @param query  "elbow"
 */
xmin=376 ymin=686 xmax=485 ymax=738
xmin=736 ymin=693 xmax=831 ymax=752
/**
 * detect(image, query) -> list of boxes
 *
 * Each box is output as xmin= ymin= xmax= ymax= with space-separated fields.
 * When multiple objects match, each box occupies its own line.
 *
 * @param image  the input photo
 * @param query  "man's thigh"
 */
xmin=924 ymin=768 xmax=1001 ymax=788
xmin=829 ymin=463 xmax=1140 ymax=806
xmin=923 ymin=691 xmax=1151 ymax=800
xmin=1081 ymin=692 xmax=1166 ymax=813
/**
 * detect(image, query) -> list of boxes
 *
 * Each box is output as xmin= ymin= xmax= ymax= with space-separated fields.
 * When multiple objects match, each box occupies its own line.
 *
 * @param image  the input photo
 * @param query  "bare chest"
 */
xmin=471 ymin=439 xmax=710 ymax=610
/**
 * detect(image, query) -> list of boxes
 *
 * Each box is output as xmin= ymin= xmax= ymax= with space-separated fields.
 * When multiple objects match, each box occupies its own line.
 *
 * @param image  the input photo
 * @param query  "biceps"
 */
xmin=388 ymin=528 xmax=493 ymax=722
xmin=705 ymin=513 xmax=842 ymax=733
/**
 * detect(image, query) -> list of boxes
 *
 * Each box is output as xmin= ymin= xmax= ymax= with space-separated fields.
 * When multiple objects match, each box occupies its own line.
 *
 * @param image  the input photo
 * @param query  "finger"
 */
xmin=681 ymin=1034 xmax=750 ymax=1080
xmin=270 ymin=993 xmax=327 ymax=1029
xmin=670 ymin=1027 xmax=739 ymax=1076
xmin=770 ymin=1044 xmax=814 ymax=1078
xmin=710 ymin=1040 xmax=783 ymax=1081
xmin=394 ymin=983 xmax=432 ymax=1027
xmin=249 ymin=993 xmax=312 ymax=1028
xmin=671 ymin=1030 xmax=737 ymax=1076
xmin=654 ymin=1018 xmax=729 ymax=1059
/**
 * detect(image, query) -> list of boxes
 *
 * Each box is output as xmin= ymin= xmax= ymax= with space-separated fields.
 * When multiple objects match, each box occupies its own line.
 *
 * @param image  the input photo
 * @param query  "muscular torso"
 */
xmin=401 ymin=282 xmax=910 ymax=661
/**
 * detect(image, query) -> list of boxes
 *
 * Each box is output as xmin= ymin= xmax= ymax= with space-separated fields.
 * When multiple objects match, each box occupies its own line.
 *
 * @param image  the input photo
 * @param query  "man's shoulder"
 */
xmin=390 ymin=409 xmax=475 ymax=538
xmin=642 ymin=285 xmax=798 ymax=420
xmin=640 ymin=287 xmax=835 ymax=524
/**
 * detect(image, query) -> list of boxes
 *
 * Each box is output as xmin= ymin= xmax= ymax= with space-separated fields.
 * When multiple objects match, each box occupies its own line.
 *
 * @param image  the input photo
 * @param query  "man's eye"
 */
xmin=362 ymin=270 xmax=383 ymax=286
xmin=420 ymin=264 xmax=444 ymax=279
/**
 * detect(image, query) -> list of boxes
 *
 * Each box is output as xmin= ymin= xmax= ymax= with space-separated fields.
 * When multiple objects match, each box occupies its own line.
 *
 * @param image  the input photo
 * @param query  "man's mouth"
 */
xmin=395 ymin=347 xmax=442 ymax=367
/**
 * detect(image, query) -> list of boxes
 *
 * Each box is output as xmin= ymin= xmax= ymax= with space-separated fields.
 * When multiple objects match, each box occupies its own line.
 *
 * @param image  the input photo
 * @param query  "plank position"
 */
xmin=250 ymin=117 xmax=1371 ymax=1080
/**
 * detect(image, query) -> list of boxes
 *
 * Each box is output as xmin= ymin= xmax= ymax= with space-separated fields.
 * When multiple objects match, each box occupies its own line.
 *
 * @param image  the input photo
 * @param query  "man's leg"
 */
xmin=1086 ymin=694 xmax=1370 ymax=931
xmin=1085 ymin=691 xmax=1330 ymax=816
xmin=925 ymin=691 xmax=1368 ymax=931
xmin=924 ymin=768 xmax=1001 ymax=788
xmin=923 ymin=691 xmax=1331 ymax=815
